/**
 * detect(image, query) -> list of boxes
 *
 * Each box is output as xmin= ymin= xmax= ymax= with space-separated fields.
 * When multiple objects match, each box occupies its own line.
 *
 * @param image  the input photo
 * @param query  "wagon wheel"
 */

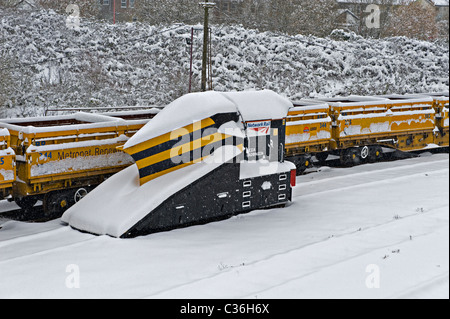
xmin=360 ymin=146 xmax=370 ymax=160
xmin=369 ymin=146 xmax=383 ymax=162
xmin=73 ymin=188 xmax=89 ymax=203
xmin=43 ymin=191 xmax=71 ymax=218
xmin=342 ymin=148 xmax=361 ymax=166
xmin=315 ymin=152 xmax=329 ymax=164
xmin=295 ymin=155 xmax=312 ymax=175
xmin=14 ymin=196 xmax=38 ymax=210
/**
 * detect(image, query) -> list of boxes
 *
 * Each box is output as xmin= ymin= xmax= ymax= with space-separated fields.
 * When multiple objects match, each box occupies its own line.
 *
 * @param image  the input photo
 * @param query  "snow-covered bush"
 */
xmin=0 ymin=9 xmax=448 ymax=117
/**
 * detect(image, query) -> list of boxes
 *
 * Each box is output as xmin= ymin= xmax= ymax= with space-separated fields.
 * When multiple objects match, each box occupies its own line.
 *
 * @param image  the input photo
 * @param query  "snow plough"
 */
xmin=62 ymin=90 xmax=297 ymax=238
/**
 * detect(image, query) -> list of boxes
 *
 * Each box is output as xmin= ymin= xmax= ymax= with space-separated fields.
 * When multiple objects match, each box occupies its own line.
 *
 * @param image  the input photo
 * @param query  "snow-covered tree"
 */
xmin=383 ymin=0 xmax=439 ymax=40
xmin=0 ymin=9 xmax=448 ymax=117
xmin=134 ymin=0 xmax=201 ymax=25
xmin=291 ymin=0 xmax=340 ymax=37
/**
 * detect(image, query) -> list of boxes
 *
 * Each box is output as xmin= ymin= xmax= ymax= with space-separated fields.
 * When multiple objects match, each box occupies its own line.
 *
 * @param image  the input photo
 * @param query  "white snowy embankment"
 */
xmin=0 ymin=9 xmax=448 ymax=117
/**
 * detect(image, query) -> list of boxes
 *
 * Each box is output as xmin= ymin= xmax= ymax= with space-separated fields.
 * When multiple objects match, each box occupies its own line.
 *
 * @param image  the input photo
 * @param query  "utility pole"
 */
xmin=113 ymin=0 xmax=116 ymax=24
xmin=199 ymin=2 xmax=215 ymax=92
xmin=188 ymin=27 xmax=194 ymax=93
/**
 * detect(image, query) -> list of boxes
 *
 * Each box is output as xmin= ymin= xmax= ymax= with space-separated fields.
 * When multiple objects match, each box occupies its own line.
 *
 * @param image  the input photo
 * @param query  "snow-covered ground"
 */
xmin=0 ymin=152 xmax=448 ymax=299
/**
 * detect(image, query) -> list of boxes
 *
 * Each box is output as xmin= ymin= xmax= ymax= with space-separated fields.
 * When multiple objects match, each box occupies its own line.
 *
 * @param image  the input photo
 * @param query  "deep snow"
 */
xmin=0 ymin=153 xmax=448 ymax=299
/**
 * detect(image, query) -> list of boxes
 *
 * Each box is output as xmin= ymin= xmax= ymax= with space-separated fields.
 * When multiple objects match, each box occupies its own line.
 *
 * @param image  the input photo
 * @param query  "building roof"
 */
xmin=432 ymin=0 xmax=449 ymax=6
xmin=338 ymin=8 xmax=360 ymax=20
xmin=13 ymin=0 xmax=36 ymax=6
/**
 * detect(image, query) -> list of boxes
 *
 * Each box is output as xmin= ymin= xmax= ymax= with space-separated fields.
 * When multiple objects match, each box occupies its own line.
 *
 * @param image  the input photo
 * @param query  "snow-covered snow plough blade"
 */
xmin=62 ymin=90 xmax=296 ymax=238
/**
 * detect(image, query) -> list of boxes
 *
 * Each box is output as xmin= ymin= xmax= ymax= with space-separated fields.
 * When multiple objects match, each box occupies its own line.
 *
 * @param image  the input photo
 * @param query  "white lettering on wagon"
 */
xmin=56 ymin=147 xmax=119 ymax=160
xmin=31 ymin=151 xmax=134 ymax=177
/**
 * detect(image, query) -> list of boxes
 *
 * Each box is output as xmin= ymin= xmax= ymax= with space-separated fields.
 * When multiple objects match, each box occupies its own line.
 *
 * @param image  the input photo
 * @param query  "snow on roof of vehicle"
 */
xmin=376 ymin=93 xmax=433 ymax=99
xmin=1 ymin=112 xmax=121 ymax=125
xmin=411 ymin=92 xmax=449 ymax=101
xmin=0 ymin=112 xmax=148 ymax=135
xmin=0 ymin=128 xmax=10 ymax=137
xmin=124 ymin=90 xmax=292 ymax=150
xmin=99 ymin=108 xmax=160 ymax=119
xmin=315 ymin=95 xmax=389 ymax=107
xmin=375 ymin=94 xmax=434 ymax=104
xmin=290 ymin=99 xmax=330 ymax=112
xmin=123 ymin=91 xmax=237 ymax=149
xmin=424 ymin=91 xmax=449 ymax=97
xmin=221 ymin=90 xmax=292 ymax=122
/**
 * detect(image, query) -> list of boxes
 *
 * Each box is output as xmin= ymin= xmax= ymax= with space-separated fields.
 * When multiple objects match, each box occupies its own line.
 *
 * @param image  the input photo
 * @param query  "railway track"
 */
xmin=0 ymin=147 xmax=447 ymax=226
xmin=0 ymin=205 xmax=46 ymax=225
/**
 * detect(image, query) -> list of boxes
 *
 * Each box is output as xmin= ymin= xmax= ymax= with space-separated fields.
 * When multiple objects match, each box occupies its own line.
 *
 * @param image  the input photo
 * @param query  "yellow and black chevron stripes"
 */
xmin=124 ymin=118 xmax=216 ymax=161
xmin=124 ymin=114 xmax=243 ymax=185
xmin=138 ymin=134 xmax=241 ymax=185
xmin=135 ymin=132 xmax=227 ymax=169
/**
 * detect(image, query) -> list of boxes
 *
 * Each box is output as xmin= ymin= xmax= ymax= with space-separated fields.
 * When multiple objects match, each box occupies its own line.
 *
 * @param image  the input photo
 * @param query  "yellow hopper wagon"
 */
xmin=0 ymin=112 xmax=152 ymax=216
xmin=0 ymin=128 xmax=16 ymax=200
xmin=316 ymin=95 xmax=437 ymax=165
xmin=285 ymin=100 xmax=332 ymax=172
xmin=425 ymin=92 xmax=449 ymax=148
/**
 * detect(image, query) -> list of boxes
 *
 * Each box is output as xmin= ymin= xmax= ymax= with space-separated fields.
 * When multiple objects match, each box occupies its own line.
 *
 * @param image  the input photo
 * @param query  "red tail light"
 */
xmin=290 ymin=169 xmax=296 ymax=187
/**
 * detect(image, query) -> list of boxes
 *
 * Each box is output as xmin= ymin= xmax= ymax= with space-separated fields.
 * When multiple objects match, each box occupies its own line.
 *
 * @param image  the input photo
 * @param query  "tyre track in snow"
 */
xmin=242 ymin=210 xmax=449 ymax=299
xmin=145 ymin=205 xmax=449 ymax=299
xmin=294 ymin=158 xmax=449 ymax=198
xmin=0 ymin=236 xmax=98 ymax=265
xmin=390 ymin=273 xmax=449 ymax=299
xmin=300 ymin=158 xmax=449 ymax=187
xmin=0 ymin=155 xmax=447 ymax=298
xmin=145 ymin=157 xmax=449 ymax=298
xmin=0 ymin=225 xmax=96 ymax=264
xmin=0 ymin=222 xmax=65 ymax=247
